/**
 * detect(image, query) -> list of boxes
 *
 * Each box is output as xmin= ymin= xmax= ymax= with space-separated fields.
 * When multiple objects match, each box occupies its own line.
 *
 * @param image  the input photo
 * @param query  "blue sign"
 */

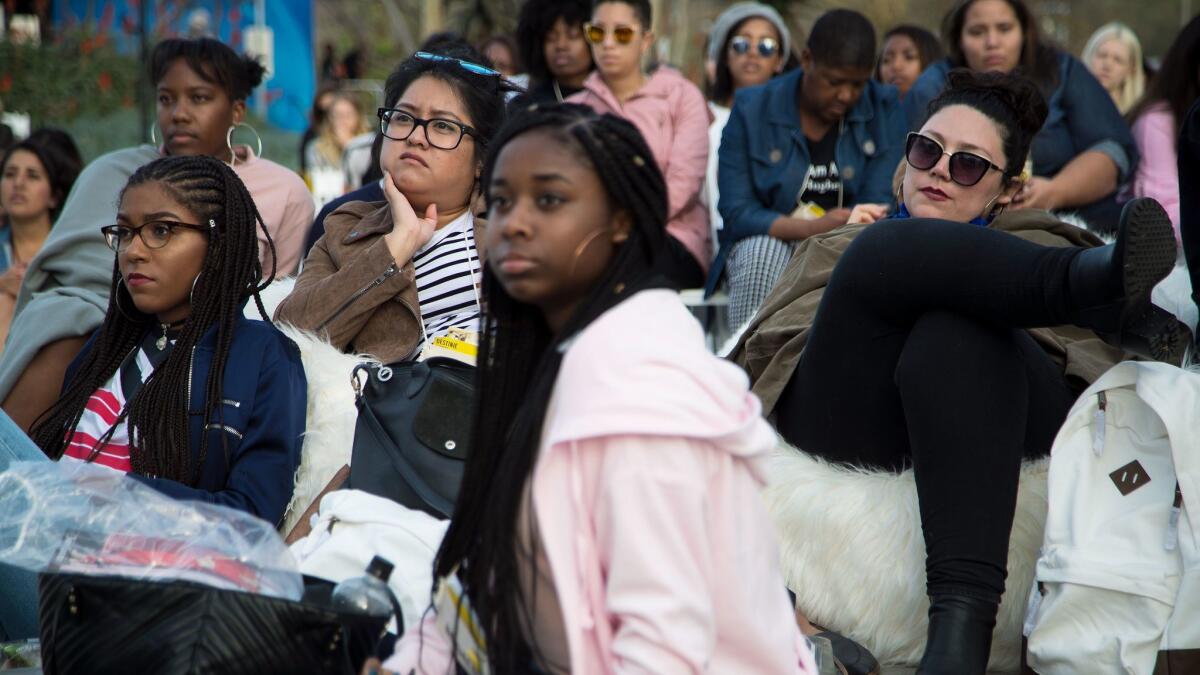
xmin=54 ymin=0 xmax=314 ymax=132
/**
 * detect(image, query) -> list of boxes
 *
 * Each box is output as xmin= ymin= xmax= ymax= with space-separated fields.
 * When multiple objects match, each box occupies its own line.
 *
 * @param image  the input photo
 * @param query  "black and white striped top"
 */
xmin=413 ymin=212 xmax=481 ymax=346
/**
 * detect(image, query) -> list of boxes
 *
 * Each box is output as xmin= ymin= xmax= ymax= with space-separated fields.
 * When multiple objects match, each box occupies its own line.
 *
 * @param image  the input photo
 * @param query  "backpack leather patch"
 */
xmin=1110 ymin=460 xmax=1151 ymax=496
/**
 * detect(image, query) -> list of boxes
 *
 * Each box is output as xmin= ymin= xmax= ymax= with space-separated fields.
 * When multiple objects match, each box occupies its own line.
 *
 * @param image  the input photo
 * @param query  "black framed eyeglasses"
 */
xmin=729 ymin=35 xmax=780 ymax=58
xmin=905 ymin=132 xmax=1003 ymax=187
xmin=377 ymin=108 xmax=478 ymax=150
xmin=413 ymin=51 xmax=502 ymax=78
xmin=101 ymin=220 xmax=214 ymax=252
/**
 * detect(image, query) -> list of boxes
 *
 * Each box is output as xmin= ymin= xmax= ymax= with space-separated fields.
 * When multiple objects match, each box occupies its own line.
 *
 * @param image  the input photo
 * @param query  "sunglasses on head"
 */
xmin=413 ymin=51 xmax=501 ymax=78
xmin=584 ymin=22 xmax=638 ymax=45
xmin=905 ymin=132 xmax=1003 ymax=187
xmin=729 ymin=35 xmax=780 ymax=58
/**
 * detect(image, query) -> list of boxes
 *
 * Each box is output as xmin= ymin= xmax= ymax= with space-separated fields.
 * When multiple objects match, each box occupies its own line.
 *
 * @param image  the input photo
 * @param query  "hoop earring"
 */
xmin=190 ymin=273 xmax=202 ymax=306
xmin=114 ymin=280 xmax=141 ymax=322
xmin=226 ymin=122 xmax=264 ymax=166
xmin=150 ymin=122 xmax=161 ymax=148
xmin=895 ymin=183 xmax=904 ymax=207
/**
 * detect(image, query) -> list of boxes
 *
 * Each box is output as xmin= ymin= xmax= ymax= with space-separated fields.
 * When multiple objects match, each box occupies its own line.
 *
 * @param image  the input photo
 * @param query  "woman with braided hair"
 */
xmin=372 ymin=103 xmax=815 ymax=674
xmin=0 ymin=154 xmax=307 ymax=641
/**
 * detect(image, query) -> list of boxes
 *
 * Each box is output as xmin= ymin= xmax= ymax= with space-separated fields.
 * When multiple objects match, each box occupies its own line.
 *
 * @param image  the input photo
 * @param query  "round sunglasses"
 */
xmin=584 ymin=22 xmax=638 ymax=45
xmin=729 ymin=35 xmax=780 ymax=58
xmin=905 ymin=132 xmax=1003 ymax=187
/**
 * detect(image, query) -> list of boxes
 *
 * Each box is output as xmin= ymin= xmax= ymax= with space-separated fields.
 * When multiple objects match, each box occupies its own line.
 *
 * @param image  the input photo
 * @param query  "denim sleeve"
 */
xmin=860 ymin=93 xmax=907 ymax=205
xmin=1060 ymin=56 xmax=1138 ymax=182
xmin=717 ymin=104 xmax=780 ymax=244
xmin=903 ymin=67 xmax=945 ymax=132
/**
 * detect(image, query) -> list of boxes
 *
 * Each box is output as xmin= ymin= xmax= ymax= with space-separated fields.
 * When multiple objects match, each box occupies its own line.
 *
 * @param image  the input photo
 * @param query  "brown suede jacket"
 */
xmin=274 ymin=200 xmax=486 ymax=363
xmin=728 ymin=210 xmax=1128 ymax=417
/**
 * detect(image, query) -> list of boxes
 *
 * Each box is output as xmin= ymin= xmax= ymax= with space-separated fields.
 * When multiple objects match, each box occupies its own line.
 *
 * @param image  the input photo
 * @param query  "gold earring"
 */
xmin=613 ymin=232 xmax=628 ymax=243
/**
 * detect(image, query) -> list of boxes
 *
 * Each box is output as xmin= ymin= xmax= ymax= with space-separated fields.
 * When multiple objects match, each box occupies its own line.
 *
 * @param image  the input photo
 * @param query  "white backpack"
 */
xmin=1024 ymin=361 xmax=1200 ymax=674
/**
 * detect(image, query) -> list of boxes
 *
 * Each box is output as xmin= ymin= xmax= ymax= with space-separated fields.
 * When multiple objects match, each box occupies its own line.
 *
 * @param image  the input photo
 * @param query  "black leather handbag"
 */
xmin=347 ymin=358 xmax=474 ymax=519
xmin=37 ymin=573 xmax=398 ymax=675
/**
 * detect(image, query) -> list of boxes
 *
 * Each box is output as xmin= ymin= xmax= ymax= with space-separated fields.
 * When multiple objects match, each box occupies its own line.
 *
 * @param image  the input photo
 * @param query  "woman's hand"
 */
xmin=846 ymin=203 xmax=890 ymax=225
xmin=0 ymin=263 xmax=28 ymax=299
xmin=1010 ymin=176 xmax=1059 ymax=211
xmin=382 ymin=170 xmax=438 ymax=265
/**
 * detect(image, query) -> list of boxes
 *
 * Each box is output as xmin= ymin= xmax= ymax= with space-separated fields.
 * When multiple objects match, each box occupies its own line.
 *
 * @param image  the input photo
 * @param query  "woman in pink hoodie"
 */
xmin=379 ymin=104 xmax=814 ymax=674
xmin=567 ymin=0 xmax=712 ymax=289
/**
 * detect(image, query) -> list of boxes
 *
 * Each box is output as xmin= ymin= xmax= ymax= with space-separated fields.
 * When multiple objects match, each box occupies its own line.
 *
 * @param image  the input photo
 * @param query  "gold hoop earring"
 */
xmin=895 ymin=183 xmax=904 ymax=207
xmin=226 ymin=122 xmax=264 ymax=166
xmin=114 ymin=280 xmax=142 ymax=323
xmin=150 ymin=122 xmax=161 ymax=148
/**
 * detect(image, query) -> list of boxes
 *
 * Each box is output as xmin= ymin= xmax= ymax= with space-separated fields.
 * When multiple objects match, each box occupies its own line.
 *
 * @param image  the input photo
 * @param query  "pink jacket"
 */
xmin=1125 ymin=102 xmax=1180 ymax=237
xmin=569 ymin=69 xmax=714 ymax=272
xmin=383 ymin=289 xmax=815 ymax=674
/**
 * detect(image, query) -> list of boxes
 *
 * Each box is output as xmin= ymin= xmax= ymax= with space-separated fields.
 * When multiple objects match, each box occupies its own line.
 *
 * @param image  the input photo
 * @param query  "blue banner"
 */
xmin=54 ymin=0 xmax=314 ymax=132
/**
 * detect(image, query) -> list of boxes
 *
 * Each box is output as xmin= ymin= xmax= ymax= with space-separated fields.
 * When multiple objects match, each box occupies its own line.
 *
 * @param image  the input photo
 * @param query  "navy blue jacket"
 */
xmin=904 ymin=54 xmax=1138 ymax=184
xmin=65 ymin=315 xmax=307 ymax=527
xmin=708 ymin=68 xmax=905 ymax=294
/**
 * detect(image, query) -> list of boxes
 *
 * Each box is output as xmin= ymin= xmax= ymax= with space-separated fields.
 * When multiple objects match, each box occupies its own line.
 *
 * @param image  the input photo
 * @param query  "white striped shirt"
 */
xmin=413 ymin=212 xmax=481 ymax=347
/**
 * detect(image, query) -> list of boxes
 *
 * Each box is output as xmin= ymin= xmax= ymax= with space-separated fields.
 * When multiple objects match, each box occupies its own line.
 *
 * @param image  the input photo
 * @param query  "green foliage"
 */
xmin=0 ymin=29 xmax=142 ymax=127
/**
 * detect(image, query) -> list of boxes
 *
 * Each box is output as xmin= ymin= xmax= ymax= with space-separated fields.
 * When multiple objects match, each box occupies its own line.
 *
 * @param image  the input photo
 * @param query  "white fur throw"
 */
xmin=764 ymin=442 xmax=1048 ymax=672
xmin=246 ymin=277 xmax=377 ymax=534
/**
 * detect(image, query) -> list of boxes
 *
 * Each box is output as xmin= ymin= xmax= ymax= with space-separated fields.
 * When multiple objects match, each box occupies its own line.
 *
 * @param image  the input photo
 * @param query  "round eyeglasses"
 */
xmin=377 ymin=108 xmax=478 ymax=150
xmin=101 ymin=220 xmax=214 ymax=252
xmin=584 ymin=22 xmax=637 ymax=45
xmin=905 ymin=132 xmax=1003 ymax=187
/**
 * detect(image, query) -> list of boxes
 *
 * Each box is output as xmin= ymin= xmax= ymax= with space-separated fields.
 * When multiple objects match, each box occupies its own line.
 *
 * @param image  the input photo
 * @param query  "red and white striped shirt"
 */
xmin=62 ymin=347 xmax=156 ymax=473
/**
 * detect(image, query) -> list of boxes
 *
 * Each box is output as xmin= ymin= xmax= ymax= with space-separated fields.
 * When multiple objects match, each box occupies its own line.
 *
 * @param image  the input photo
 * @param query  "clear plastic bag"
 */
xmin=0 ymin=460 xmax=302 ymax=601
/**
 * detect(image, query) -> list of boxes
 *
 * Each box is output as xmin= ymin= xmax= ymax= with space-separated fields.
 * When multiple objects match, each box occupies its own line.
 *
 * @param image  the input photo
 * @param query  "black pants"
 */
xmin=776 ymin=218 xmax=1089 ymax=602
xmin=660 ymin=235 xmax=706 ymax=290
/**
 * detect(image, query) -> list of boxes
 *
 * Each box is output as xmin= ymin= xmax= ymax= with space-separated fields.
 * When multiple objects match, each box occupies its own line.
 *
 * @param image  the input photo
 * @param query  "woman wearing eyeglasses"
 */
xmin=276 ymin=47 xmax=517 ymax=364
xmin=731 ymin=69 xmax=1190 ymax=674
xmin=567 ymin=0 xmax=712 ymax=289
xmin=703 ymin=3 xmax=795 ymax=256
xmin=0 ymin=154 xmax=307 ymax=642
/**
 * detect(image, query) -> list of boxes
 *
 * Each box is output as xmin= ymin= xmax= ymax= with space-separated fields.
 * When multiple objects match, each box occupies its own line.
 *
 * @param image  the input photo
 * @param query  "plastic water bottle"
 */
xmin=331 ymin=555 xmax=395 ymax=618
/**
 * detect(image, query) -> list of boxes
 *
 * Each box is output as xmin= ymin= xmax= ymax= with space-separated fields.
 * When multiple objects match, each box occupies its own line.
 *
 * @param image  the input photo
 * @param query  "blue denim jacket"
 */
xmin=904 ymin=54 xmax=1138 ymax=183
xmin=707 ymin=68 xmax=904 ymax=294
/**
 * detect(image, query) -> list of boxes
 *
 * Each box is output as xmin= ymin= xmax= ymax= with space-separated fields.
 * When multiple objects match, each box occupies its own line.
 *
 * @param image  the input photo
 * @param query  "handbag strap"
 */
xmin=357 ymin=399 xmax=456 ymax=517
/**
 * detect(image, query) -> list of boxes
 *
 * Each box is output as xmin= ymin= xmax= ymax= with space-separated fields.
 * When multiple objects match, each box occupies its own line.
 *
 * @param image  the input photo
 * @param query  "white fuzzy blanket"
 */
xmin=764 ymin=442 xmax=1048 ymax=672
xmin=246 ymin=278 xmax=375 ymax=534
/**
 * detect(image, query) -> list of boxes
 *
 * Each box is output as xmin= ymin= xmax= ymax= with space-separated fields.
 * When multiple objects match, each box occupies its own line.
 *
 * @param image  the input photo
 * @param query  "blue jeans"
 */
xmin=0 ymin=410 xmax=50 ymax=641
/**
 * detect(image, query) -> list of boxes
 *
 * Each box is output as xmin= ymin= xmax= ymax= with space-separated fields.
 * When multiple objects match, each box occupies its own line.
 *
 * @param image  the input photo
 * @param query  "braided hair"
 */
xmin=30 ymin=155 xmax=275 ymax=484
xmin=432 ymin=103 xmax=668 ymax=673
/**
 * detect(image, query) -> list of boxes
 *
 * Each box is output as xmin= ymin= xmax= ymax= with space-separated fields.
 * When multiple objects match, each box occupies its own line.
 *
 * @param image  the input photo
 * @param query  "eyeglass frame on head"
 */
xmin=583 ymin=22 xmax=639 ymax=45
xmin=412 ymin=51 xmax=502 ymax=78
xmin=729 ymin=35 xmax=780 ymax=58
xmin=101 ymin=219 xmax=215 ymax=252
xmin=377 ymin=108 xmax=479 ymax=150
xmin=904 ymin=132 xmax=1004 ymax=187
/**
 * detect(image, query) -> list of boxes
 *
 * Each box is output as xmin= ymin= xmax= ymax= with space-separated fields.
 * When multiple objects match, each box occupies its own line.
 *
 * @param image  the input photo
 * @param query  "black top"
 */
xmin=800 ymin=127 xmax=842 ymax=212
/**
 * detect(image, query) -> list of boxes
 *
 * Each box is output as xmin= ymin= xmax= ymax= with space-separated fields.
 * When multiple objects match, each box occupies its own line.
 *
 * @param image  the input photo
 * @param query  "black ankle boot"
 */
xmin=915 ymin=594 xmax=998 ymax=675
xmin=1068 ymin=198 xmax=1192 ymax=363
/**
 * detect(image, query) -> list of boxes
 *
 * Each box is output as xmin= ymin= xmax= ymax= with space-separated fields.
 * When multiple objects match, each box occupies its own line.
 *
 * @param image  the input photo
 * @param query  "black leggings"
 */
xmin=776 ymin=218 xmax=1090 ymax=602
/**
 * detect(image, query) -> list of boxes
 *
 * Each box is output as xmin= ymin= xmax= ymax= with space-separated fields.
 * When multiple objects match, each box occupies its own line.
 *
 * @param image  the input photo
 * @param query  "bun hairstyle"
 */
xmin=927 ymin=69 xmax=1047 ymax=179
xmin=150 ymin=38 xmax=267 ymax=102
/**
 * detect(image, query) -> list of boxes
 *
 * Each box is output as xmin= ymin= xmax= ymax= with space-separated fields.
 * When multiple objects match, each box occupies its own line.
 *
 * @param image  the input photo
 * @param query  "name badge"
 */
xmin=418 ymin=327 xmax=479 ymax=366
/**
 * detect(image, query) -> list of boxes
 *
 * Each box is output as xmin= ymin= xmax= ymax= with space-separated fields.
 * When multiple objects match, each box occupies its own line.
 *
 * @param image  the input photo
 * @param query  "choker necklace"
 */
xmin=156 ymin=319 xmax=187 ymax=350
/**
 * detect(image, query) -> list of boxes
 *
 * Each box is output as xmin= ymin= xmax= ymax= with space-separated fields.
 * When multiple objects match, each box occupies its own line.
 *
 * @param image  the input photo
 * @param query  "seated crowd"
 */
xmin=1 ymin=1 xmax=1198 ymax=673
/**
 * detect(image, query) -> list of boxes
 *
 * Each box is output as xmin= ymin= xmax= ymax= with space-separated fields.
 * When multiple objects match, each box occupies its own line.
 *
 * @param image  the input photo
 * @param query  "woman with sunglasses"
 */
xmin=905 ymin=0 xmax=1138 ymax=234
xmin=0 ymin=154 xmax=307 ymax=641
xmin=276 ymin=47 xmax=517 ymax=364
xmin=731 ymin=69 xmax=1190 ymax=674
xmin=567 ymin=0 xmax=712 ymax=289
xmin=708 ymin=8 xmax=904 ymax=329
xmin=704 ymin=2 xmax=795 ymax=252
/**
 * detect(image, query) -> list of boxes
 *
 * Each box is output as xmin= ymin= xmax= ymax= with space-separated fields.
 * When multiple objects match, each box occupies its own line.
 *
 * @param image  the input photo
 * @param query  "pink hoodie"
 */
xmin=569 ymin=68 xmax=714 ymax=272
xmin=383 ymin=289 xmax=815 ymax=674
xmin=1125 ymin=102 xmax=1180 ymax=237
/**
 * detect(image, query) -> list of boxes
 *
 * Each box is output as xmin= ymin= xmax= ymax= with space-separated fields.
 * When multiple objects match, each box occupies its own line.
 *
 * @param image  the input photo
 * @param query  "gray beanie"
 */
xmin=706 ymin=2 xmax=792 ymax=63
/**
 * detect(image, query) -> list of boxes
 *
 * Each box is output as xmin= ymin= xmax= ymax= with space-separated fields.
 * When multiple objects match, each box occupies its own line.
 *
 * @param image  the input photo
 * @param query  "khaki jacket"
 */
xmin=274 ymin=201 xmax=486 ymax=363
xmin=729 ymin=210 xmax=1128 ymax=416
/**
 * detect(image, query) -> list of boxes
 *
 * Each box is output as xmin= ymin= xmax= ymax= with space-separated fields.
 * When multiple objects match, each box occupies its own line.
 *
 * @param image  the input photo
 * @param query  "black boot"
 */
xmin=915 ymin=594 xmax=998 ymax=675
xmin=1068 ymin=197 xmax=1192 ymax=363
